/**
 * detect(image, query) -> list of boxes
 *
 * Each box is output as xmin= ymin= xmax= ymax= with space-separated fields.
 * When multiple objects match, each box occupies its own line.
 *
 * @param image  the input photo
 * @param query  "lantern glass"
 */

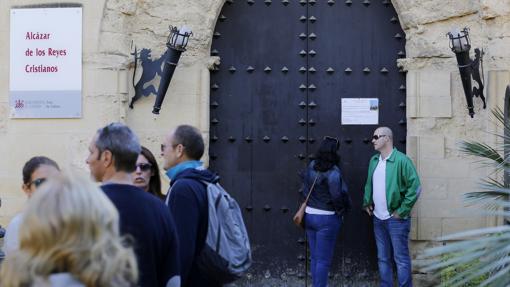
xmin=448 ymin=28 xmax=470 ymax=53
xmin=167 ymin=25 xmax=192 ymax=50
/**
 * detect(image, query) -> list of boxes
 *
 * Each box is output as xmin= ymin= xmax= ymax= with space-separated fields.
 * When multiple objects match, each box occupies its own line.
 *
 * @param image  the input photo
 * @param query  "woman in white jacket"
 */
xmin=3 ymin=156 xmax=60 ymax=255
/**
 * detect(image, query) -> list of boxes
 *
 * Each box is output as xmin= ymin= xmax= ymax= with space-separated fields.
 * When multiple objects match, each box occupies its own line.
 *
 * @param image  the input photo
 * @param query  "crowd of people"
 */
xmin=0 ymin=123 xmax=420 ymax=287
xmin=0 ymin=123 xmax=219 ymax=287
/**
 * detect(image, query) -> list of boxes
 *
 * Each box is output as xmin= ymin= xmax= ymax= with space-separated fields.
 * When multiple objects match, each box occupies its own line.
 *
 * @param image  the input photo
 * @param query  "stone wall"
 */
xmin=393 ymin=0 xmax=510 ymax=283
xmin=392 ymin=0 xmax=510 ymax=242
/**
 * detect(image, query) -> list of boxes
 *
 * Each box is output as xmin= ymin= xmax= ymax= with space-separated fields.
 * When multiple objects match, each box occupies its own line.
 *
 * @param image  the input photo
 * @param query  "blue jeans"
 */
xmin=373 ymin=217 xmax=412 ymax=287
xmin=305 ymin=214 xmax=342 ymax=287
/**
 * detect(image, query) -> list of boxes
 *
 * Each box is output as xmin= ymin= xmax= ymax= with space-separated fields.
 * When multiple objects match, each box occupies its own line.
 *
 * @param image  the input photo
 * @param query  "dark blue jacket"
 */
xmin=101 ymin=183 xmax=180 ymax=287
xmin=302 ymin=162 xmax=352 ymax=214
xmin=167 ymin=168 xmax=222 ymax=287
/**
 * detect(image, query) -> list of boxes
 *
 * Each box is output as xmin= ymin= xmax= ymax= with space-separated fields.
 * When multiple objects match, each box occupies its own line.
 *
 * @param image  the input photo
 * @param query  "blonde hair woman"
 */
xmin=0 ymin=172 xmax=138 ymax=287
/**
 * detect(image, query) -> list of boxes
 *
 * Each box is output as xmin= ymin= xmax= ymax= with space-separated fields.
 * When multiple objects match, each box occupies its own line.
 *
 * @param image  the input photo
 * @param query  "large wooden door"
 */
xmin=209 ymin=1 xmax=406 ymax=285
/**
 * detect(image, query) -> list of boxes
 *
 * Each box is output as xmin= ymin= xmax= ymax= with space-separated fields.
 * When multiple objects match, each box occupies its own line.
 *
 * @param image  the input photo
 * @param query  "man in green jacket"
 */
xmin=363 ymin=127 xmax=421 ymax=287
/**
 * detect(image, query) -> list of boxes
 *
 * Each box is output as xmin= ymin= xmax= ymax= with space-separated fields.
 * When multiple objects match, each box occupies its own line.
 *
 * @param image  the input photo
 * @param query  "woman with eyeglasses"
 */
xmin=0 ymin=172 xmax=138 ymax=287
xmin=132 ymin=146 xmax=164 ymax=199
xmin=3 ymin=156 xmax=60 ymax=256
xmin=301 ymin=136 xmax=352 ymax=287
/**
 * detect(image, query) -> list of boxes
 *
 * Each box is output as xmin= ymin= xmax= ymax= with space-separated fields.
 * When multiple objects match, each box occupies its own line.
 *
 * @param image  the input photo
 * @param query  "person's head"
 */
xmin=0 ymin=172 xmax=138 ymax=287
xmin=133 ymin=146 xmax=163 ymax=198
xmin=372 ymin=126 xmax=394 ymax=153
xmin=313 ymin=136 xmax=340 ymax=172
xmin=22 ymin=156 xmax=60 ymax=197
xmin=86 ymin=123 xmax=141 ymax=182
xmin=161 ymin=125 xmax=204 ymax=170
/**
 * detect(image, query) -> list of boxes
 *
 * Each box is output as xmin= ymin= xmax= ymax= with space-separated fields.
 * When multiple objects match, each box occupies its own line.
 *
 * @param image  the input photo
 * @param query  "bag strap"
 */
xmin=303 ymin=173 xmax=320 ymax=204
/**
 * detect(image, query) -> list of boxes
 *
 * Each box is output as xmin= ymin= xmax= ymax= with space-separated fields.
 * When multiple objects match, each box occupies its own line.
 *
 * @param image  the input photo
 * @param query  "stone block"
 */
xmin=417 ymin=198 xmax=468 ymax=218
xmin=413 ymin=272 xmax=439 ymax=287
xmin=418 ymin=136 xmax=445 ymax=159
xmin=84 ymin=68 xmax=119 ymax=95
xmin=0 ymin=103 xmax=8 ymax=132
xmin=407 ymin=70 xmax=452 ymax=118
xmin=169 ymin=67 xmax=203 ymax=96
xmin=442 ymin=217 xmax=487 ymax=236
xmin=394 ymin=0 xmax=478 ymax=28
xmin=100 ymin=10 xmax=127 ymax=33
xmin=420 ymin=178 xmax=448 ymax=200
xmin=198 ymin=68 xmax=211 ymax=133
xmin=0 ymin=180 xmax=28 ymax=225
xmin=447 ymin=179 xmax=477 ymax=199
xmin=407 ymin=136 xmax=418 ymax=163
xmin=416 ymin=217 xmax=442 ymax=240
xmin=418 ymin=159 xmax=470 ymax=179
xmin=83 ymin=0 xmax=106 ymax=53
xmin=0 ymin=133 xmax=74 ymax=170
xmin=486 ymin=37 xmax=510 ymax=65
xmin=98 ymin=31 xmax=130 ymax=56
xmin=166 ymin=93 xmax=201 ymax=124
xmin=125 ymin=91 xmax=201 ymax=133
xmin=410 ymin=217 xmax=418 ymax=240
xmin=407 ymin=97 xmax=418 ymax=118
xmin=480 ymin=0 xmax=510 ymax=19
xmin=0 ymin=2 xmax=8 ymax=30
xmin=487 ymin=70 xmax=510 ymax=112
xmin=118 ymin=69 xmax=129 ymax=94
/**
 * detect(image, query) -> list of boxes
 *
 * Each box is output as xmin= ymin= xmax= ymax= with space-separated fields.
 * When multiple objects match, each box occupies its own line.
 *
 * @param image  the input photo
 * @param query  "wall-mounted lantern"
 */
xmin=447 ymin=28 xmax=486 ymax=118
xmin=130 ymin=25 xmax=192 ymax=114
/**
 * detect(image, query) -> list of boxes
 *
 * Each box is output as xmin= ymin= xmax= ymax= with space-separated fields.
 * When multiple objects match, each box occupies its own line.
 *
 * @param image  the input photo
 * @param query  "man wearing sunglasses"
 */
xmin=161 ymin=125 xmax=221 ymax=287
xmin=363 ymin=127 xmax=421 ymax=287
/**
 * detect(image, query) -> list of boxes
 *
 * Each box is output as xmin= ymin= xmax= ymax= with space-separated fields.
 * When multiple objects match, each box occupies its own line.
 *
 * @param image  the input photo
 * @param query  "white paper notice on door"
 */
xmin=341 ymin=98 xmax=379 ymax=125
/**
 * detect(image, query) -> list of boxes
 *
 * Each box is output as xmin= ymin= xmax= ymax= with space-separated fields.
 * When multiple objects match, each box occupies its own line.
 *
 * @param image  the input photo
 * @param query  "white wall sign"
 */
xmin=341 ymin=98 xmax=379 ymax=125
xmin=10 ymin=7 xmax=82 ymax=118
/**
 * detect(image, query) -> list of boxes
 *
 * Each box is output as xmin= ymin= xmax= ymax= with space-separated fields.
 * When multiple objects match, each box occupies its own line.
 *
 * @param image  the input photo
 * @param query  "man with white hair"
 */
xmin=363 ymin=126 xmax=421 ymax=287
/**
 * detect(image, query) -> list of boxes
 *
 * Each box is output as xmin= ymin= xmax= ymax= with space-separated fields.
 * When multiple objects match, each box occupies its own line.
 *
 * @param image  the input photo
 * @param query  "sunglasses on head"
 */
xmin=372 ymin=134 xmax=387 ymax=140
xmin=136 ymin=163 xmax=152 ymax=172
xmin=28 ymin=178 xmax=47 ymax=188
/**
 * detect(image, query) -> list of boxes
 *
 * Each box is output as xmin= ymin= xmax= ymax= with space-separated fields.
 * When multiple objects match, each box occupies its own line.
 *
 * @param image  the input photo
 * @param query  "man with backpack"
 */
xmin=161 ymin=125 xmax=251 ymax=287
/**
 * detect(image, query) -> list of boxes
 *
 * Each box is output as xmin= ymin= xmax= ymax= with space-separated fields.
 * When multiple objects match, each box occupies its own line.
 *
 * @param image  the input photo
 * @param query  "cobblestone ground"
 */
xmin=226 ymin=272 xmax=436 ymax=286
xmin=226 ymin=275 xmax=380 ymax=287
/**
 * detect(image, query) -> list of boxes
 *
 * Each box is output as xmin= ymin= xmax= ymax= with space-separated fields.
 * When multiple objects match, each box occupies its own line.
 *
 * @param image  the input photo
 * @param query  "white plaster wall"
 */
xmin=0 ymin=0 xmax=118 ymax=225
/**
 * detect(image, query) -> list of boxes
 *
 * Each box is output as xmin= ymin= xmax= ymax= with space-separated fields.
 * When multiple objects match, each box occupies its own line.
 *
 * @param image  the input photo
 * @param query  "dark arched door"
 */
xmin=209 ymin=1 xmax=406 ymax=285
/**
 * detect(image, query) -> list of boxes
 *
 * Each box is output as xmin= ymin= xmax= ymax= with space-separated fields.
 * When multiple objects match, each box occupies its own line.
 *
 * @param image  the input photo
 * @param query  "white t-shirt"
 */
xmin=305 ymin=206 xmax=335 ymax=215
xmin=373 ymin=152 xmax=393 ymax=220
xmin=4 ymin=213 xmax=23 ymax=256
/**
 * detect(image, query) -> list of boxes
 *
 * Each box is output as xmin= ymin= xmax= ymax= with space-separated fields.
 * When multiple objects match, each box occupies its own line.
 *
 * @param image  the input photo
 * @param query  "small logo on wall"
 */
xmin=14 ymin=99 xmax=25 ymax=109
